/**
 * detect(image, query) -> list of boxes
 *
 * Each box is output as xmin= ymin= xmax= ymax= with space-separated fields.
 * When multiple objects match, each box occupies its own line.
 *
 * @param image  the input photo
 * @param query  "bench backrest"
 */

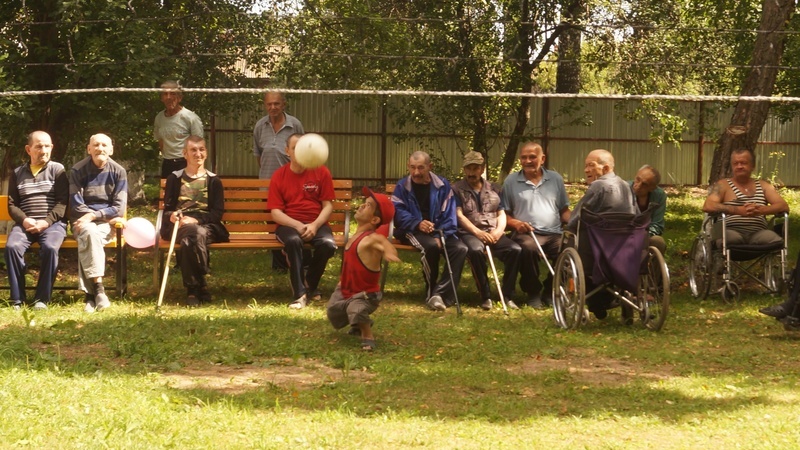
xmin=158 ymin=178 xmax=353 ymax=237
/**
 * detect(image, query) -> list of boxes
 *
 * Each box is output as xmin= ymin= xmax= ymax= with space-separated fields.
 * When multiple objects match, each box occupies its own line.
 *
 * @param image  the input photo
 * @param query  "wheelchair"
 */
xmin=688 ymin=213 xmax=788 ymax=302
xmin=551 ymin=208 xmax=670 ymax=331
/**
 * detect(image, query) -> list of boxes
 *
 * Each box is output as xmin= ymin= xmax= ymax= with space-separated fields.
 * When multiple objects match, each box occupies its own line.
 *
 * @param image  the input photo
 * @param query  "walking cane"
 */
xmin=437 ymin=229 xmax=462 ymax=316
xmin=485 ymin=245 xmax=509 ymax=316
xmin=156 ymin=210 xmax=182 ymax=310
xmin=531 ymin=230 xmax=556 ymax=277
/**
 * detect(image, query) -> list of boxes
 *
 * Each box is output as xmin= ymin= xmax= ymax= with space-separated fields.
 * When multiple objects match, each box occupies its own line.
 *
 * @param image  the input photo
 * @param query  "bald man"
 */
xmin=68 ymin=133 xmax=128 ymax=313
xmin=567 ymin=149 xmax=637 ymax=320
xmin=567 ymin=149 xmax=636 ymax=232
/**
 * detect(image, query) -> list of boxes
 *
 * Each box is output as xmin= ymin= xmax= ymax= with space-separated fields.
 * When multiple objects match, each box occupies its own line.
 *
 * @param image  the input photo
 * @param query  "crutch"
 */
xmin=437 ymin=229 xmax=462 ymax=316
xmin=405 ymin=233 xmax=434 ymax=300
xmin=156 ymin=210 xmax=182 ymax=310
xmin=485 ymin=245 xmax=509 ymax=315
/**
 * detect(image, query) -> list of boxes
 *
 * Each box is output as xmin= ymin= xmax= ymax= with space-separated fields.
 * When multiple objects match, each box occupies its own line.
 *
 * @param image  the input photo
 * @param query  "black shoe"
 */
xmin=197 ymin=286 xmax=212 ymax=303
xmin=781 ymin=316 xmax=800 ymax=331
xmin=589 ymin=304 xmax=608 ymax=320
xmin=760 ymin=304 xmax=791 ymax=319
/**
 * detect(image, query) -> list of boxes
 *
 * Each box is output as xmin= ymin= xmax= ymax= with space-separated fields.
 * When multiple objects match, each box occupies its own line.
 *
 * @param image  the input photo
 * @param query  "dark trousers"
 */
xmin=400 ymin=231 xmax=468 ymax=304
xmin=175 ymin=223 xmax=219 ymax=288
xmin=4 ymin=223 xmax=67 ymax=303
xmin=461 ymin=233 xmax=521 ymax=301
xmin=161 ymin=158 xmax=187 ymax=179
xmin=511 ymin=232 xmax=561 ymax=298
xmin=276 ymin=224 xmax=337 ymax=299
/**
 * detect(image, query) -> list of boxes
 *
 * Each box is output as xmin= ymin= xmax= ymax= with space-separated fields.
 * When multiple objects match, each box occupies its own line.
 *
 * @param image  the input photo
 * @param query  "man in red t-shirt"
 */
xmin=267 ymin=133 xmax=337 ymax=309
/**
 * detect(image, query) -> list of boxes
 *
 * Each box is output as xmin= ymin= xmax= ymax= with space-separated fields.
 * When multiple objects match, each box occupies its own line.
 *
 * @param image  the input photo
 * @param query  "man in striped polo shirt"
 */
xmin=68 ymin=133 xmax=128 ymax=313
xmin=5 ymin=131 xmax=68 ymax=310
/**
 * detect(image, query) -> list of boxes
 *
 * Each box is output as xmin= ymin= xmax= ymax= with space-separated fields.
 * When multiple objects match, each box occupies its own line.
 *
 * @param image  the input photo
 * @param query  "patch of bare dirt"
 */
xmin=511 ymin=348 xmax=675 ymax=387
xmin=162 ymin=359 xmax=374 ymax=394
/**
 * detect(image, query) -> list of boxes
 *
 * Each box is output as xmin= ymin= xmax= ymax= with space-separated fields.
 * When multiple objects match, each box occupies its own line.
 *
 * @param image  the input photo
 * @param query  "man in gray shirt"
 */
xmin=253 ymin=91 xmax=305 ymax=180
xmin=567 ymin=149 xmax=637 ymax=320
xmin=501 ymin=142 xmax=570 ymax=309
xmin=567 ymin=149 xmax=637 ymax=232
xmin=154 ymin=80 xmax=204 ymax=178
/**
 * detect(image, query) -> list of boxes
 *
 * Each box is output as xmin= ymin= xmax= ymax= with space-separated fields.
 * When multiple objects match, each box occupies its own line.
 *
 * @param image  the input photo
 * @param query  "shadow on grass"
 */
xmin=1 ymin=294 xmax=799 ymax=425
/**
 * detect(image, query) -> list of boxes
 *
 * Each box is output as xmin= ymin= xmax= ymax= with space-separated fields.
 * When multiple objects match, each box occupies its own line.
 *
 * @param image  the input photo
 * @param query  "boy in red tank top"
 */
xmin=327 ymin=187 xmax=400 ymax=351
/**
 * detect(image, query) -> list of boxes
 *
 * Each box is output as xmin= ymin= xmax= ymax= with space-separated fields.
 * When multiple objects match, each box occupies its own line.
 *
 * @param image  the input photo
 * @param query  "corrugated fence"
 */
xmin=207 ymin=96 xmax=800 ymax=187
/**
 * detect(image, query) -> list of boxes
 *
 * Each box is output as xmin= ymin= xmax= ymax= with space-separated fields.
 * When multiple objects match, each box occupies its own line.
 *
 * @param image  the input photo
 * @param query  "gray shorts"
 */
xmin=326 ymin=285 xmax=382 ymax=330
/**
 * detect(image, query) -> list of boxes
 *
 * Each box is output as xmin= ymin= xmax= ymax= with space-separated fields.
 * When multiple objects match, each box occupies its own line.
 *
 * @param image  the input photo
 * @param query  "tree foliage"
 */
xmin=275 ymin=0 xmax=578 ymax=178
xmin=0 ymin=0 xmax=273 ymax=176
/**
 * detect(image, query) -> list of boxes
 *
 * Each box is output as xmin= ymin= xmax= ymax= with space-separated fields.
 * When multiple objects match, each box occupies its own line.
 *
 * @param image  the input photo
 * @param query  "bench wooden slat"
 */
xmin=153 ymin=177 xmax=353 ymax=289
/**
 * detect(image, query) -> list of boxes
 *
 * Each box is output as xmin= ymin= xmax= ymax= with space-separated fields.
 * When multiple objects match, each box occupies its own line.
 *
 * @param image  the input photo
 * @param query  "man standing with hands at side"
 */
xmin=154 ymin=80 xmax=204 ymax=178
xmin=5 ymin=131 xmax=68 ymax=310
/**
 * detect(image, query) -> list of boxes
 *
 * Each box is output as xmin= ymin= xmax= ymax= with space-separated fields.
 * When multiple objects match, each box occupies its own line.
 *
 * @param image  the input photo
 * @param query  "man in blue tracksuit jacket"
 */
xmin=392 ymin=151 xmax=467 ymax=311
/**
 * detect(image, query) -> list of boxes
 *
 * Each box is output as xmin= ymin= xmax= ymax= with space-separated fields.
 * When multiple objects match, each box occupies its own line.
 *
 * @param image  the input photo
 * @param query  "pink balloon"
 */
xmin=123 ymin=217 xmax=157 ymax=249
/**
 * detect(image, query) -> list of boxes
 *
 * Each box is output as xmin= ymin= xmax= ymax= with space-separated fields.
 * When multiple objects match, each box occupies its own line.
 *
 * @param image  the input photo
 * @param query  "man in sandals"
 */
xmin=326 ymin=187 xmax=399 ymax=351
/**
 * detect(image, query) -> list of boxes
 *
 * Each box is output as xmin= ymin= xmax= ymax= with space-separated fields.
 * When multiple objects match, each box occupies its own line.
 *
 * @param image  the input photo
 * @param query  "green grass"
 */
xmin=1 ymin=188 xmax=800 ymax=448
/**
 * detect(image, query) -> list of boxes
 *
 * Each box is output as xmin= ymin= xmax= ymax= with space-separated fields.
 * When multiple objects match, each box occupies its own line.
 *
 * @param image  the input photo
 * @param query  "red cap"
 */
xmin=362 ymin=186 xmax=395 ymax=230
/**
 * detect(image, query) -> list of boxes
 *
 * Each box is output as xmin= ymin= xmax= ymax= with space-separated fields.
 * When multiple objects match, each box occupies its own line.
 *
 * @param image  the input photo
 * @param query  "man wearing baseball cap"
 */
xmin=326 ymin=187 xmax=400 ymax=351
xmin=453 ymin=151 xmax=522 ymax=310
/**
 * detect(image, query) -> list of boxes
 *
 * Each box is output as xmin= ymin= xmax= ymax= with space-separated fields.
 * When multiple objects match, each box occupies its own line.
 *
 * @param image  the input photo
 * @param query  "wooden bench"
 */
xmin=380 ymin=183 xmax=420 ymax=289
xmin=153 ymin=178 xmax=352 ymax=288
xmin=0 ymin=195 xmax=127 ymax=297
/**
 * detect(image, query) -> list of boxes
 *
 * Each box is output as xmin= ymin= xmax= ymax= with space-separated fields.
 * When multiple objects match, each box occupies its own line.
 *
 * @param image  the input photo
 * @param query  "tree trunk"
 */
xmin=501 ymin=0 xmax=582 ymax=180
xmin=708 ymin=0 xmax=796 ymax=184
xmin=556 ymin=1 xmax=583 ymax=94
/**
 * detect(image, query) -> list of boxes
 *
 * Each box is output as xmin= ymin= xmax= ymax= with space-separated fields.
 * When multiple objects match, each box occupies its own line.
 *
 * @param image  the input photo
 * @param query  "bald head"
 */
xmin=584 ymin=149 xmax=614 ymax=184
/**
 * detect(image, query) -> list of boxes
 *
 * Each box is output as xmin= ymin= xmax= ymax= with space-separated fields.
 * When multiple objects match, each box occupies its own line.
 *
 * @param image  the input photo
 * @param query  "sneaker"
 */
xmin=32 ymin=301 xmax=48 ymax=311
xmin=12 ymin=304 xmax=21 ymax=311
xmin=759 ymin=303 xmax=791 ymax=319
xmin=95 ymin=293 xmax=111 ymax=311
xmin=84 ymin=301 xmax=96 ymax=313
xmin=480 ymin=299 xmax=493 ymax=311
xmin=289 ymin=294 xmax=308 ymax=309
xmin=309 ymin=290 xmax=322 ymax=302
xmin=526 ymin=294 xmax=545 ymax=310
xmin=426 ymin=295 xmax=446 ymax=311
xmin=505 ymin=300 xmax=520 ymax=310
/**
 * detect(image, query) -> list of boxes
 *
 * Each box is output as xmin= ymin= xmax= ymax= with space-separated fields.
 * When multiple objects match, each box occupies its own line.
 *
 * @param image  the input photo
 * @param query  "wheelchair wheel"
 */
xmin=638 ymin=246 xmax=670 ymax=332
xmin=553 ymin=247 xmax=586 ymax=329
xmin=721 ymin=282 xmax=740 ymax=303
xmin=764 ymin=254 xmax=785 ymax=294
xmin=688 ymin=235 xmax=711 ymax=299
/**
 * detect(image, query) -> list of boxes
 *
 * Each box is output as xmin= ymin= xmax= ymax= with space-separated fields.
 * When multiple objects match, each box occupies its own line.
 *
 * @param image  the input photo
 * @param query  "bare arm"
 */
xmin=559 ymin=206 xmax=570 ymax=225
xmin=457 ymin=206 xmax=493 ymax=243
xmin=755 ymin=180 xmax=789 ymax=215
xmin=489 ymin=210 xmax=507 ymax=241
xmin=505 ymin=213 xmax=533 ymax=234
xmin=702 ymin=181 xmax=739 ymax=215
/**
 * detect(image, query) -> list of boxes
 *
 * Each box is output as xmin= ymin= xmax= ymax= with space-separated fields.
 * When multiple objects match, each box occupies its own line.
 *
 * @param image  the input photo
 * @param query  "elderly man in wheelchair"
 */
xmin=689 ymin=148 xmax=789 ymax=302
xmin=549 ymin=150 xmax=670 ymax=331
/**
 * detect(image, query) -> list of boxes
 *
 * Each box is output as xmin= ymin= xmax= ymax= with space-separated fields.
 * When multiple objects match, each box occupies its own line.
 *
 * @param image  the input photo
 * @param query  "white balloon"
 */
xmin=295 ymin=133 xmax=329 ymax=169
xmin=123 ymin=217 xmax=157 ymax=249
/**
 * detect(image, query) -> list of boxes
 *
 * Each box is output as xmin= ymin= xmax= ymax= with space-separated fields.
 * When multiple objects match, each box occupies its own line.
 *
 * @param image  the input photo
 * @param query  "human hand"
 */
xmin=73 ymin=212 xmax=96 ymax=234
xmin=301 ymin=223 xmax=318 ymax=242
xmin=418 ymin=220 xmax=435 ymax=234
xmin=514 ymin=222 xmax=533 ymax=234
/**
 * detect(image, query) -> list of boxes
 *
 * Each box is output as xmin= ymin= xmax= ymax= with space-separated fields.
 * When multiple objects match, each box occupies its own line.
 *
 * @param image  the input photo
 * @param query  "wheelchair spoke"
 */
xmin=639 ymin=247 xmax=670 ymax=331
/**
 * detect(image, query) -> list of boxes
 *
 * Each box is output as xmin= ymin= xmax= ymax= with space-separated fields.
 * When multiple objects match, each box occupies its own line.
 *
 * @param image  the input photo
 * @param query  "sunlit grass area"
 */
xmin=1 ymin=186 xmax=800 ymax=448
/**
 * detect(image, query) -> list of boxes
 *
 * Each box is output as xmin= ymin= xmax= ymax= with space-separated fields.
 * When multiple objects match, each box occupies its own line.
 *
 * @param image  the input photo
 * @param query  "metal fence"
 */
xmin=207 ymin=95 xmax=800 ymax=187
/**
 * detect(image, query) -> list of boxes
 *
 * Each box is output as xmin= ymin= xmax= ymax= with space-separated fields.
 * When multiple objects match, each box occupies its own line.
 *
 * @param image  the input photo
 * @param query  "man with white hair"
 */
xmin=68 ymin=133 xmax=128 ymax=313
xmin=567 ymin=149 xmax=637 ymax=320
